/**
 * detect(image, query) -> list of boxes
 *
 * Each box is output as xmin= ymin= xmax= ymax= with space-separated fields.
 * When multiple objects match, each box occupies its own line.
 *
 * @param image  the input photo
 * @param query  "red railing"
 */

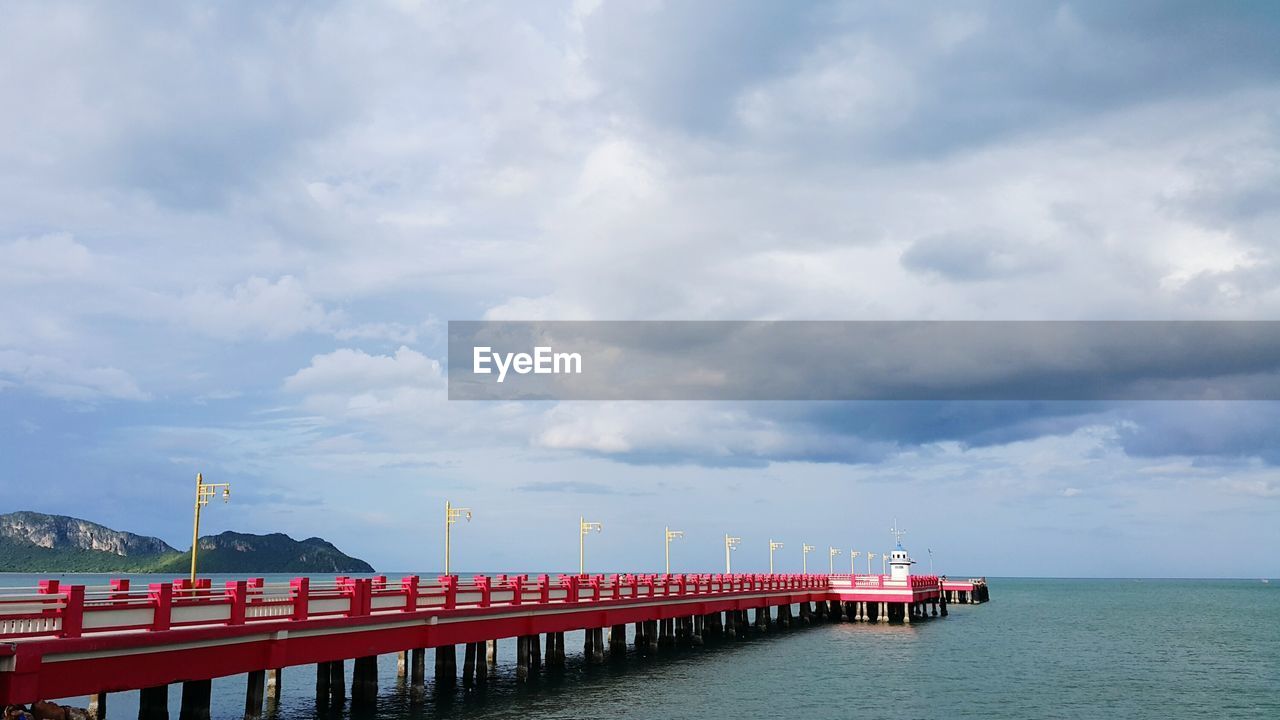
xmin=0 ymin=573 xmax=832 ymax=642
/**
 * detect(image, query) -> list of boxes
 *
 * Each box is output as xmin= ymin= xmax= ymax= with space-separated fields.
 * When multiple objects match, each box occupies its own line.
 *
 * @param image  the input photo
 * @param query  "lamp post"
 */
xmin=665 ymin=527 xmax=684 ymax=574
xmin=882 ymin=552 xmax=888 ymax=575
xmin=928 ymin=548 xmax=934 ymax=576
xmin=802 ymin=543 xmax=815 ymax=574
xmin=579 ymin=517 xmax=603 ymax=574
xmin=190 ymin=473 xmax=230 ymax=584
xmin=850 ymin=550 xmax=861 ymax=575
xmin=769 ymin=540 xmax=784 ymax=574
xmin=828 ymin=547 xmax=842 ymax=574
xmin=724 ymin=534 xmax=741 ymax=574
xmin=867 ymin=552 xmax=876 ymax=576
xmin=444 ymin=500 xmax=472 ymax=575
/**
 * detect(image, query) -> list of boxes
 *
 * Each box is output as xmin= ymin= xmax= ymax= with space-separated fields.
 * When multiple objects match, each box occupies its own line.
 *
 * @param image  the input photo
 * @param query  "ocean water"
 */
xmin=5 ymin=577 xmax=1277 ymax=719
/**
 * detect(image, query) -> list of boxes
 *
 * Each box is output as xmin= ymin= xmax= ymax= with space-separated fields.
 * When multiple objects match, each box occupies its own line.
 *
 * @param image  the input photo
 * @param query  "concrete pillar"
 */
xmin=397 ymin=650 xmax=408 ymax=678
xmin=555 ymin=632 xmax=566 ymax=665
xmin=634 ymin=621 xmax=646 ymax=649
xmin=351 ymin=656 xmax=377 ymax=705
xmin=692 ymin=615 xmax=704 ymax=646
xmin=138 ymin=686 xmax=169 ymax=720
xmin=610 ymin=624 xmax=627 ymax=655
xmin=245 ymin=670 xmax=266 ymax=720
xmin=463 ymin=642 xmax=477 ymax=688
xmin=436 ymin=645 xmax=456 ymax=688
xmin=645 ymin=620 xmax=659 ymax=651
xmin=878 ymin=602 xmax=889 ymax=623
xmin=178 ymin=679 xmax=212 ymax=720
xmin=88 ymin=693 xmax=107 ymax=720
xmin=902 ymin=602 xmax=911 ymax=623
xmin=486 ymin=638 xmax=498 ymax=666
xmin=266 ymin=669 xmax=282 ymax=704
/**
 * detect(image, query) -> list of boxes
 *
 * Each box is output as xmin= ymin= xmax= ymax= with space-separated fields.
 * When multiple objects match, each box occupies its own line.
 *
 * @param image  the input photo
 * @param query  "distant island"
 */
xmin=0 ymin=511 xmax=374 ymax=574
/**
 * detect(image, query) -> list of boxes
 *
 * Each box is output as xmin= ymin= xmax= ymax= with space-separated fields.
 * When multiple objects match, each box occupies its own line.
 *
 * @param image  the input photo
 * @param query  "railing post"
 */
xmin=507 ymin=576 xmax=521 ymax=606
xmin=439 ymin=575 xmax=458 ymax=610
xmin=290 ymin=577 xmax=310 ymax=620
xmin=476 ymin=575 xmax=492 ymax=608
xmin=59 ymin=585 xmax=84 ymax=638
xmin=564 ymin=574 xmax=579 ymax=603
xmin=150 ymin=582 xmax=172 ymax=631
xmin=539 ymin=574 xmax=550 ymax=603
xmin=401 ymin=575 xmax=420 ymax=611
xmin=227 ymin=580 xmax=247 ymax=625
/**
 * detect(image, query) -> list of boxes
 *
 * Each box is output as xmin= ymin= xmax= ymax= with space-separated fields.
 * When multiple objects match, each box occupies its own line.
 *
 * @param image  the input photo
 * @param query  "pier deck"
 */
xmin=0 ymin=572 xmax=960 ymax=712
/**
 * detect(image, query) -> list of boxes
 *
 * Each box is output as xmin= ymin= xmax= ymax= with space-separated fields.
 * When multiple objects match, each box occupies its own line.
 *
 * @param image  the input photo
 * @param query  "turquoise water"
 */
xmin=5 ymin=577 xmax=1277 ymax=719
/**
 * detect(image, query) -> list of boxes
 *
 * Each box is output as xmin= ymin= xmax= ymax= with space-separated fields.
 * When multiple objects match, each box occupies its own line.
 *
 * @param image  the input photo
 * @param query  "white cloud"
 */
xmin=177 ymin=276 xmax=334 ymax=341
xmin=0 ymin=233 xmax=92 ymax=283
xmin=0 ymin=350 xmax=147 ymax=401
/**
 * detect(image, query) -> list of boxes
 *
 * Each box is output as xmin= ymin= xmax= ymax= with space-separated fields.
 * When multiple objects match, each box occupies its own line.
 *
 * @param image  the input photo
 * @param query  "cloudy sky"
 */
xmin=2 ymin=1 xmax=1278 ymax=577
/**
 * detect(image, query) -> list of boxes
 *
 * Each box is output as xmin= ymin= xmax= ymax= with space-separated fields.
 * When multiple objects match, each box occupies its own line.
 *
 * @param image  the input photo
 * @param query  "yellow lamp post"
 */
xmin=867 ymin=552 xmax=877 ymax=575
xmin=802 ymin=543 xmax=815 ymax=574
xmin=190 ymin=473 xmax=230 ymax=584
xmin=444 ymin=500 xmax=472 ymax=576
xmin=664 ymin=527 xmax=684 ymax=574
xmin=724 ymin=534 xmax=741 ymax=573
xmin=828 ymin=546 xmax=842 ymax=574
xmin=850 ymin=550 xmax=861 ymax=575
xmin=769 ymin=540 xmax=784 ymax=573
xmin=579 ymin=517 xmax=603 ymax=574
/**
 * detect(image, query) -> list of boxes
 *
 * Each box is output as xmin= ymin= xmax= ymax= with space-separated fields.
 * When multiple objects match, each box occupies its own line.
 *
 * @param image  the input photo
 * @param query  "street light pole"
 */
xmin=444 ymin=500 xmax=472 ymax=575
xmin=190 ymin=473 xmax=230 ymax=584
xmin=724 ymin=534 xmax=741 ymax=574
xmin=579 ymin=517 xmax=603 ymax=575
xmin=867 ymin=552 xmax=876 ymax=576
xmin=665 ymin=527 xmax=684 ymax=574
xmin=828 ymin=547 xmax=841 ymax=574
xmin=802 ymin=544 xmax=815 ymax=574
xmin=769 ymin=540 xmax=784 ymax=574
xmin=850 ymin=550 xmax=861 ymax=575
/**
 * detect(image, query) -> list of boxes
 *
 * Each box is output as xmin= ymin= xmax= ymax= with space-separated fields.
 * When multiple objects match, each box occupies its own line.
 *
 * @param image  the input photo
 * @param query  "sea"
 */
xmin=3 ymin=576 xmax=1276 ymax=719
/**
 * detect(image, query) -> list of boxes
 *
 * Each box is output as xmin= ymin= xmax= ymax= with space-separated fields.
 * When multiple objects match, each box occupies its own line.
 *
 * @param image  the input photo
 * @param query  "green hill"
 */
xmin=0 ymin=512 xmax=373 ymax=574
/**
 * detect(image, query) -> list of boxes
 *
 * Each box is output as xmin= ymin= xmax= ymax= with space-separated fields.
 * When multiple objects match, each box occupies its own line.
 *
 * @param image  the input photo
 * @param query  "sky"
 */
xmin=1 ymin=0 xmax=1278 ymax=578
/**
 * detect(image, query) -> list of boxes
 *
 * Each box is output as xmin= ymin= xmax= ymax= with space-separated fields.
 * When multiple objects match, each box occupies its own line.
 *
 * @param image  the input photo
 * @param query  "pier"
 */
xmin=0 ymin=566 xmax=987 ymax=717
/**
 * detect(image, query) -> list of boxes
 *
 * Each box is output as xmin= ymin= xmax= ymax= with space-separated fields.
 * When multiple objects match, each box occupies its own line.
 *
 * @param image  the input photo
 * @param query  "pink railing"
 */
xmin=0 ymin=573 xmax=831 ymax=642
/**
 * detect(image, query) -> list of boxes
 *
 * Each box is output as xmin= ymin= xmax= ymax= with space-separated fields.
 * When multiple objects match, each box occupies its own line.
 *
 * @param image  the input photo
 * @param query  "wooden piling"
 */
xmin=610 ymin=623 xmax=627 ymax=655
xmin=463 ymin=642 xmax=477 ymax=688
xmin=138 ymin=686 xmax=169 ymax=720
xmin=436 ymin=645 xmax=456 ymax=688
xmin=328 ymin=660 xmax=345 ymax=702
xmin=351 ymin=656 xmax=378 ymax=705
xmin=178 ymin=679 xmax=212 ymax=720
xmin=475 ymin=642 xmax=490 ymax=685
xmin=517 ymin=635 xmax=530 ymax=682
xmin=316 ymin=662 xmax=331 ymax=700
xmin=528 ymin=633 xmax=542 ymax=671
xmin=245 ymin=669 xmax=266 ymax=720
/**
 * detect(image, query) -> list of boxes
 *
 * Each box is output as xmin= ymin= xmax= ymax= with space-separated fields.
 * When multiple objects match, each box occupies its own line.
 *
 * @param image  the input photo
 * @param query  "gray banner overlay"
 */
xmin=448 ymin=321 xmax=1280 ymax=401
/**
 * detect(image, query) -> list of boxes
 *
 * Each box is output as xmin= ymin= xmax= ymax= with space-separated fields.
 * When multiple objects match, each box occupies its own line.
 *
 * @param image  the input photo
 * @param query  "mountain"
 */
xmin=149 ymin=532 xmax=375 ymax=574
xmin=0 ymin=512 xmax=373 ymax=574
